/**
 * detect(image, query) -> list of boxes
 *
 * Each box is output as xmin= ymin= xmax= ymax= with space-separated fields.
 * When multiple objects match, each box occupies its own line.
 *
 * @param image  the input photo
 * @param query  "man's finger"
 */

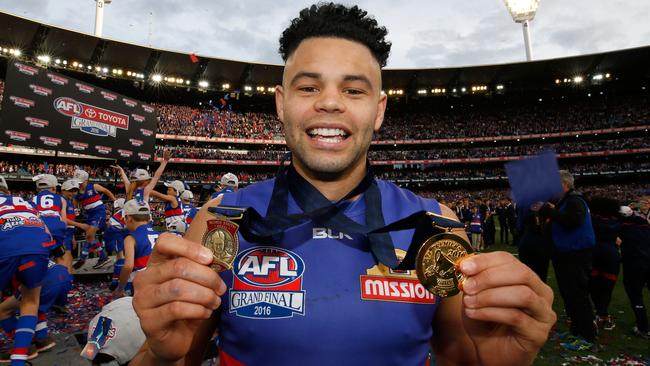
xmin=464 ymin=307 xmax=553 ymax=348
xmin=461 ymin=258 xmax=552 ymax=300
xmin=146 ymin=278 xmax=222 ymax=310
xmin=138 ymin=301 xmax=215 ymax=336
xmin=458 ymin=251 xmax=516 ymax=276
xmin=463 ymin=285 xmax=556 ymax=323
xmin=135 ymin=257 xmax=226 ymax=296
xmin=149 ymin=232 xmax=213 ymax=266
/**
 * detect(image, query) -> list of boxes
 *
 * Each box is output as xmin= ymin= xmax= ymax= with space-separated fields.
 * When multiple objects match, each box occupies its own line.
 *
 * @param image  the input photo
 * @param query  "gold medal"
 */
xmin=202 ymin=219 xmax=240 ymax=272
xmin=415 ymin=233 xmax=474 ymax=297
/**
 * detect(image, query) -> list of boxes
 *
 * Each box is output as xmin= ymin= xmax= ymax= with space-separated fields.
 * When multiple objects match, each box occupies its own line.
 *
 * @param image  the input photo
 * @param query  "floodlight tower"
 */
xmin=93 ymin=0 xmax=112 ymax=38
xmin=503 ymin=0 xmax=541 ymax=61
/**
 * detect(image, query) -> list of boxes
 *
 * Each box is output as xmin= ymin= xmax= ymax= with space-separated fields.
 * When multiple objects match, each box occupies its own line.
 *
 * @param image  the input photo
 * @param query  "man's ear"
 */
xmin=374 ymin=92 xmax=387 ymax=132
xmin=275 ymin=85 xmax=285 ymax=123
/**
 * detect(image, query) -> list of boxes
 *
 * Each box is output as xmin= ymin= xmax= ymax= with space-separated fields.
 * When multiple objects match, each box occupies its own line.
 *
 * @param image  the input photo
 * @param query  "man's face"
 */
xmin=276 ymin=37 xmax=387 ymax=179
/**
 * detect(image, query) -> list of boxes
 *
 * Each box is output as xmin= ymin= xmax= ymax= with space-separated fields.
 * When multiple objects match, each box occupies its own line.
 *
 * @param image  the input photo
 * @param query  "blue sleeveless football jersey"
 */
xmin=32 ymin=191 xmax=67 ymax=240
xmin=164 ymin=196 xmax=184 ymax=229
xmin=76 ymin=183 xmax=104 ymax=211
xmin=217 ymin=178 xmax=441 ymax=366
xmin=129 ymin=223 xmax=159 ymax=271
xmin=134 ymin=187 xmax=145 ymax=203
xmin=0 ymin=193 xmax=52 ymax=259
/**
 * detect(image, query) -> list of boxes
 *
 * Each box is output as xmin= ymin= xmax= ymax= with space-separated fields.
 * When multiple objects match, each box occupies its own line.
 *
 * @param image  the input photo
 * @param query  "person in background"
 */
xmin=59 ymin=179 xmax=91 ymax=272
xmin=113 ymin=200 xmax=159 ymax=299
xmin=0 ymin=259 xmax=72 ymax=362
xmin=535 ymin=170 xmax=596 ymax=351
xmin=149 ymin=180 xmax=186 ymax=234
xmin=112 ymin=150 xmax=171 ymax=203
xmin=468 ymin=206 xmax=483 ymax=251
xmin=72 ymin=169 xmax=116 ymax=270
xmin=180 ymin=190 xmax=198 ymax=228
xmin=587 ymin=196 xmax=622 ymax=332
xmin=210 ymin=172 xmax=239 ymax=200
xmin=105 ymin=198 xmax=128 ymax=291
xmin=0 ymin=176 xmax=52 ymax=365
xmin=618 ymin=204 xmax=650 ymax=339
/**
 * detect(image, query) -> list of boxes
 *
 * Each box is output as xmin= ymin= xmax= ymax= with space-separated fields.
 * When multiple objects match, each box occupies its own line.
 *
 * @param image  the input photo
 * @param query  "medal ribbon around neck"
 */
xmin=209 ymin=153 xmax=469 ymax=272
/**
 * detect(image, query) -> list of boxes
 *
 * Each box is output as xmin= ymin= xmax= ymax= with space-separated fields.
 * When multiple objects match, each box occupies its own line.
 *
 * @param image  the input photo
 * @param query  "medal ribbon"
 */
xmin=209 ymin=156 xmax=464 ymax=270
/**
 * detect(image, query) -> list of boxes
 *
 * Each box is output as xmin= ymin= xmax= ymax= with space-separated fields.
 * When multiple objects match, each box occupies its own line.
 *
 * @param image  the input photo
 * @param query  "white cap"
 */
xmin=33 ymin=174 xmax=59 ymax=189
xmin=61 ymin=179 xmax=80 ymax=191
xmin=114 ymin=198 xmax=126 ymax=210
xmin=122 ymin=199 xmax=151 ymax=216
xmin=81 ymin=297 xmax=146 ymax=365
xmin=0 ymin=176 xmax=8 ymax=190
xmin=130 ymin=169 xmax=151 ymax=182
xmin=220 ymin=173 xmax=238 ymax=188
xmin=73 ymin=169 xmax=89 ymax=183
xmin=168 ymin=220 xmax=187 ymax=234
xmin=180 ymin=190 xmax=194 ymax=201
xmin=620 ymin=206 xmax=633 ymax=217
xmin=164 ymin=180 xmax=185 ymax=194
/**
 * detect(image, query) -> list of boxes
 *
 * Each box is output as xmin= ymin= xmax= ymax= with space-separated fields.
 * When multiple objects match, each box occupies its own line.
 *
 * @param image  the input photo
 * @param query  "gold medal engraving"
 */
xmin=416 ymin=233 xmax=473 ymax=297
xmin=202 ymin=219 xmax=240 ymax=272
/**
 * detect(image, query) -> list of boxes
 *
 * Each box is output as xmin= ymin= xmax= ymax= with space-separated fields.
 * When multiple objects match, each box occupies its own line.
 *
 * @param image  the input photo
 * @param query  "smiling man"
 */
xmin=131 ymin=3 xmax=556 ymax=366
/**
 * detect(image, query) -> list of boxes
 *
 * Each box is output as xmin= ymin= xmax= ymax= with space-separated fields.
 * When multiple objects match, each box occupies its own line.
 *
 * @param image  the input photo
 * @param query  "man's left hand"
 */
xmin=458 ymin=251 xmax=556 ymax=366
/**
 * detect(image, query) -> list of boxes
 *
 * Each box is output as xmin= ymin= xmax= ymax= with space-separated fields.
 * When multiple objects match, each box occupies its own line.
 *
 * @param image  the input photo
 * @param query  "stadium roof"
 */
xmin=1 ymin=11 xmax=649 ymax=94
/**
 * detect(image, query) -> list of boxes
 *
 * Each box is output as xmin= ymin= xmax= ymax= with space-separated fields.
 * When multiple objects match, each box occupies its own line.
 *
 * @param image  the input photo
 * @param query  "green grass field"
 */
xmin=483 ymin=228 xmax=650 ymax=365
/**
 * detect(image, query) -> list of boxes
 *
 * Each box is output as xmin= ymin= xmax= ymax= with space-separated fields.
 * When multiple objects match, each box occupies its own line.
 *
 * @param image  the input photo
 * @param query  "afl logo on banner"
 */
xmin=47 ymin=73 xmax=68 ymax=85
xmin=138 ymin=152 xmax=151 ymax=160
xmin=142 ymin=105 xmax=155 ymax=113
xmin=140 ymin=128 xmax=153 ymax=136
xmin=40 ymin=136 xmax=62 ymax=147
xmin=230 ymin=246 xmax=306 ymax=319
xmin=5 ymin=130 xmax=31 ymax=141
xmin=54 ymin=97 xmax=129 ymax=137
xmin=15 ymin=63 xmax=38 ymax=76
xmin=25 ymin=117 xmax=49 ymax=128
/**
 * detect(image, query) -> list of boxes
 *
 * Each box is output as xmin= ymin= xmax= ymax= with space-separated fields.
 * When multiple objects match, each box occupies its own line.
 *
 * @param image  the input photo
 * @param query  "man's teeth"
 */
xmin=307 ymin=128 xmax=348 ymax=137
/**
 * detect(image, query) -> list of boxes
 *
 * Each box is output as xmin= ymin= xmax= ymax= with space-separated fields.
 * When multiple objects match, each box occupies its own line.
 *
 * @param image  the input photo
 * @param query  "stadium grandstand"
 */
xmin=0 ymin=7 xmax=649 ymax=366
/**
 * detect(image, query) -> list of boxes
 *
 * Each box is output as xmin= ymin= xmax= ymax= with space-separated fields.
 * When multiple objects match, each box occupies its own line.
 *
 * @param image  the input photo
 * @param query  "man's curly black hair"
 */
xmin=279 ymin=2 xmax=392 ymax=68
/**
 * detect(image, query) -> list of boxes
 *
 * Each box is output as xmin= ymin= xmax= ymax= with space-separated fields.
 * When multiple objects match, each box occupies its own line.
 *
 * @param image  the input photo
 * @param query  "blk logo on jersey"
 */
xmin=230 ymin=246 xmax=306 ymax=319
xmin=312 ymin=227 xmax=353 ymax=240
xmin=360 ymin=249 xmax=437 ymax=304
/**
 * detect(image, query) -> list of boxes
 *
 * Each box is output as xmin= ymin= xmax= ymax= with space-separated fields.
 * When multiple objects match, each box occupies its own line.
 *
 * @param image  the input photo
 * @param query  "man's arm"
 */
xmin=540 ymin=195 xmax=586 ymax=228
xmin=144 ymin=150 xmax=171 ymax=198
xmin=95 ymin=184 xmax=117 ymax=202
xmin=149 ymin=190 xmax=178 ymax=207
xmin=130 ymin=196 xmax=225 ymax=365
xmin=432 ymin=204 xmax=556 ymax=365
xmin=111 ymin=165 xmax=131 ymax=192
xmin=115 ymin=235 xmax=135 ymax=297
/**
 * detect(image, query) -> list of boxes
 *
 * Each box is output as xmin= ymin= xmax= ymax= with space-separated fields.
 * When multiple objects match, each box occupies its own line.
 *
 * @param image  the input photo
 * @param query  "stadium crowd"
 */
xmin=157 ymin=137 xmax=650 ymax=161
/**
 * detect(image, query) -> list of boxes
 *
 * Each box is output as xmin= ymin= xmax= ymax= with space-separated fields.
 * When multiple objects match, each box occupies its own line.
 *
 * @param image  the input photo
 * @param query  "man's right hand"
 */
xmin=132 ymin=233 xmax=226 ymax=363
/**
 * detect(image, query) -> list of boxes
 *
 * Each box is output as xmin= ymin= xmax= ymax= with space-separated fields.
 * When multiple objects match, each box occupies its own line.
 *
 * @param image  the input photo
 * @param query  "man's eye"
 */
xmin=298 ymin=86 xmax=318 ymax=93
xmin=344 ymin=89 xmax=364 ymax=95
